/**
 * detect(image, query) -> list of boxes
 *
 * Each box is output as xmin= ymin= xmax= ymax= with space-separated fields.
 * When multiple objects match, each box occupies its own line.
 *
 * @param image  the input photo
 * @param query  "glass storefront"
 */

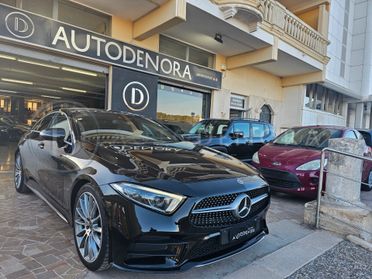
xmin=0 ymin=51 xmax=106 ymax=127
xmin=157 ymin=84 xmax=209 ymax=133
xmin=0 ymin=0 xmax=111 ymax=35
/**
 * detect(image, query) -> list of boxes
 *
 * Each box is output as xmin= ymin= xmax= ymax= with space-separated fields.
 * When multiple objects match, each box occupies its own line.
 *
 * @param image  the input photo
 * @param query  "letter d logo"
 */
xmin=131 ymin=88 xmax=145 ymax=105
xmin=5 ymin=12 xmax=34 ymax=39
xmin=123 ymin=81 xmax=149 ymax=111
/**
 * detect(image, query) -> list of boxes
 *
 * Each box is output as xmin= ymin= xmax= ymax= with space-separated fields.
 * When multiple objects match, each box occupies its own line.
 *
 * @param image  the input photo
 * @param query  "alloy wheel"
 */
xmin=74 ymin=192 xmax=103 ymax=263
xmin=14 ymin=154 xmax=22 ymax=189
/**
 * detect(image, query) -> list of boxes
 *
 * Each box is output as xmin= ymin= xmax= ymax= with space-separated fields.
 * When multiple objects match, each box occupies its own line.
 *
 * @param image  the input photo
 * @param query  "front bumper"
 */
xmin=101 ymin=185 xmax=270 ymax=271
xmin=259 ymin=167 xmax=320 ymax=199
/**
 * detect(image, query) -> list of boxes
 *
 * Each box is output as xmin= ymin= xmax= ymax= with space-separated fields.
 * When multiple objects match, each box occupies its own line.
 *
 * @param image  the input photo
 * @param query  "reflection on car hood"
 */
xmin=92 ymin=141 xmax=258 ymax=183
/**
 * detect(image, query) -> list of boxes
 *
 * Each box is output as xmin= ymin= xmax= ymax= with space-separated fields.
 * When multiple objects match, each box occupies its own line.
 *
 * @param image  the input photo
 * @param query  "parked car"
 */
xmin=252 ymin=125 xmax=371 ymax=199
xmin=183 ymin=119 xmax=275 ymax=161
xmin=0 ymin=117 xmax=28 ymax=143
xmin=15 ymin=108 xmax=270 ymax=271
xmin=160 ymin=121 xmax=190 ymax=135
xmin=357 ymin=129 xmax=372 ymax=191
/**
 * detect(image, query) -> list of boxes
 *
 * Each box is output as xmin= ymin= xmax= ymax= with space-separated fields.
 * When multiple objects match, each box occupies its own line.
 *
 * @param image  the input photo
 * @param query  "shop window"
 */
xmin=305 ymin=84 xmax=344 ymax=115
xmin=159 ymin=36 xmax=187 ymax=61
xmin=259 ymin=105 xmax=272 ymax=123
xmin=157 ymin=84 xmax=209 ymax=131
xmin=188 ymin=47 xmax=214 ymax=68
xmin=230 ymin=94 xmax=247 ymax=119
xmin=305 ymin=84 xmax=315 ymax=108
xmin=0 ymin=97 xmax=11 ymax=113
xmin=58 ymin=0 xmax=111 ymax=35
xmin=22 ymin=0 xmax=54 ymax=18
xmin=160 ymin=35 xmax=215 ymax=68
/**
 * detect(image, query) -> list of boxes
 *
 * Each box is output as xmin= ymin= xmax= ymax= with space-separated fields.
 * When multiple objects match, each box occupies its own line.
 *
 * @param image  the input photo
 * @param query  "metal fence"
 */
xmin=315 ymin=147 xmax=372 ymax=237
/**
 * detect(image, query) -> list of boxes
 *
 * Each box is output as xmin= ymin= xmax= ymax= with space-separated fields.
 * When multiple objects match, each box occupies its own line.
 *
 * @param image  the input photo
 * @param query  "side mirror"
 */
xmin=230 ymin=131 xmax=244 ymax=139
xmin=40 ymin=128 xmax=66 ymax=147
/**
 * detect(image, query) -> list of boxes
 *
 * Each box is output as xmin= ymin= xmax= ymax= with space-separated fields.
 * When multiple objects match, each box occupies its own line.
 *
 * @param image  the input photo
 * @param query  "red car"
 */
xmin=252 ymin=126 xmax=372 ymax=199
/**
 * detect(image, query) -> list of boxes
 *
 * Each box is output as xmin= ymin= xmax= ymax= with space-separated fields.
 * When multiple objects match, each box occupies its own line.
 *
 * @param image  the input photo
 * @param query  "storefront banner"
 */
xmin=0 ymin=4 xmax=222 ymax=89
xmin=111 ymin=66 xmax=158 ymax=118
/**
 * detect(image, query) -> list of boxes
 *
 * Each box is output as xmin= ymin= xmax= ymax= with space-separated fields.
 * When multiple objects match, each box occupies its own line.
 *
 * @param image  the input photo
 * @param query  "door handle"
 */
xmin=38 ymin=143 xmax=45 ymax=149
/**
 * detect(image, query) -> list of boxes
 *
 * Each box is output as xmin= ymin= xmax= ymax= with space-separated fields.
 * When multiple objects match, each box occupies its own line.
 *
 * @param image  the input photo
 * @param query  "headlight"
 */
xmin=110 ymin=182 xmax=186 ymax=214
xmin=296 ymin=159 xmax=328 ymax=171
xmin=252 ymin=152 xmax=260 ymax=164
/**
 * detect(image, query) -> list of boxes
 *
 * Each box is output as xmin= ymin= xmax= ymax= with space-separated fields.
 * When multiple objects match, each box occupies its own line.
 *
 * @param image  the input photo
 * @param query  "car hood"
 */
xmin=98 ymin=142 xmax=257 ymax=182
xmin=90 ymin=141 xmax=260 ymax=184
xmin=258 ymin=143 xmax=321 ymax=169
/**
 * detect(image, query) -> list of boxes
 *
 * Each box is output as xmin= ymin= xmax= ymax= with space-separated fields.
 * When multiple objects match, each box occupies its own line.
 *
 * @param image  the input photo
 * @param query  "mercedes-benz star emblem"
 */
xmin=232 ymin=194 xmax=251 ymax=219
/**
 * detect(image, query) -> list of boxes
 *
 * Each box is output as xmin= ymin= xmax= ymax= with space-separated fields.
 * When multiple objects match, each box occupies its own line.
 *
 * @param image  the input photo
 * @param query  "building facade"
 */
xmin=0 ymin=0 xmax=335 ymax=133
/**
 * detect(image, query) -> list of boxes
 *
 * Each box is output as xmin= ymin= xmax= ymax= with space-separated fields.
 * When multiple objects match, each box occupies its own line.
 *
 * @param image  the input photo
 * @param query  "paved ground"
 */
xmin=288 ymin=241 xmax=372 ymax=279
xmin=0 ymin=143 xmax=371 ymax=279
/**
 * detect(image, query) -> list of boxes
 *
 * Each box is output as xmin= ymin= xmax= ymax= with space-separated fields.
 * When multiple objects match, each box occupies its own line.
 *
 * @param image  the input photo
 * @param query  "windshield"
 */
xmin=73 ymin=111 xmax=180 ymax=143
xmin=273 ymin=127 xmax=343 ymax=149
xmin=189 ymin=120 xmax=230 ymax=137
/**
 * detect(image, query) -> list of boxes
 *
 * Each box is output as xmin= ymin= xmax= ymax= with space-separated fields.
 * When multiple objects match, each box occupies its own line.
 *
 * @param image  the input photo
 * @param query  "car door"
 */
xmin=37 ymin=112 xmax=74 ymax=206
xmin=22 ymin=113 xmax=55 ymax=191
xmin=228 ymin=121 xmax=251 ymax=160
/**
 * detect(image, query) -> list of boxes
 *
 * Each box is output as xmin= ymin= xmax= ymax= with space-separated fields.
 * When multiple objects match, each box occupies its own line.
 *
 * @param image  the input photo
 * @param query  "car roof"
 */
xmin=202 ymin=118 xmax=271 ymax=124
xmin=289 ymin=125 xmax=349 ymax=131
xmin=357 ymin=128 xmax=372 ymax=133
xmin=60 ymin=108 xmax=143 ymax=118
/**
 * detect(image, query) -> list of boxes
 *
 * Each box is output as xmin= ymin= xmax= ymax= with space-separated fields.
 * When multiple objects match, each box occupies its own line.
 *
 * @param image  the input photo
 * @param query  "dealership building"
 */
xmin=0 ymin=0 xmax=365 ymax=132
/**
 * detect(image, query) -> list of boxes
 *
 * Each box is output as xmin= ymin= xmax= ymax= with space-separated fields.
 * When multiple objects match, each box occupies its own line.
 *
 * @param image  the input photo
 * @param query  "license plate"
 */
xmin=221 ymin=222 xmax=257 ymax=245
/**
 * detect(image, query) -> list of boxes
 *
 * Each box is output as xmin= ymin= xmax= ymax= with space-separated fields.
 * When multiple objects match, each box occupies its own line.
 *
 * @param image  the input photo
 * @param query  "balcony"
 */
xmin=211 ymin=0 xmax=329 ymax=63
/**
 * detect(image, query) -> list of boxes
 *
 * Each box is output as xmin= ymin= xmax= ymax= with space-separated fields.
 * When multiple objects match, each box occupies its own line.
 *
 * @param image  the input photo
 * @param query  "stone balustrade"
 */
xmin=211 ymin=0 xmax=329 ymax=62
xmin=259 ymin=0 xmax=328 ymax=58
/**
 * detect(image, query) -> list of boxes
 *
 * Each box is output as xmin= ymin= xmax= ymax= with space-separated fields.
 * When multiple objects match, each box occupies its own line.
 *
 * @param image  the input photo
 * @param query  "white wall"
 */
xmin=326 ymin=0 xmax=355 ymax=91
xmin=276 ymin=85 xmax=305 ymax=132
xmin=359 ymin=0 xmax=372 ymax=98
xmin=302 ymin=108 xmax=346 ymax=126
xmin=350 ymin=0 xmax=370 ymax=96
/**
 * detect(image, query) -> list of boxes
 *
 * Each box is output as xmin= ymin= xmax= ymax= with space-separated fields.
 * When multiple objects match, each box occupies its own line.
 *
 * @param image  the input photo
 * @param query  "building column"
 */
xmin=210 ymin=89 xmax=231 ymax=119
xmin=363 ymin=102 xmax=371 ymax=128
xmin=354 ymin=103 xmax=364 ymax=129
xmin=347 ymin=103 xmax=356 ymax=127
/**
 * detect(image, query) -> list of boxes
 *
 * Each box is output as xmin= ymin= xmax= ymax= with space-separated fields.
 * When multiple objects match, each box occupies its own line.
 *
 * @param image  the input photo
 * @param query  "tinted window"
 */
xmin=50 ymin=113 xmax=71 ymax=141
xmin=252 ymin=123 xmax=269 ymax=138
xmin=34 ymin=114 xmax=54 ymax=131
xmin=273 ymin=127 xmax=343 ymax=149
xmin=73 ymin=112 xmax=179 ymax=143
xmin=233 ymin=122 xmax=250 ymax=137
xmin=344 ymin=130 xmax=357 ymax=139
xmin=189 ymin=120 xmax=230 ymax=137
xmin=359 ymin=131 xmax=372 ymax=146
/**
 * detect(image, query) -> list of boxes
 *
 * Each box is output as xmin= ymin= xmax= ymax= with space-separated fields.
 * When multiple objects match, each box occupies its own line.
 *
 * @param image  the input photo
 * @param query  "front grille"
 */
xmin=194 ymin=193 xmax=239 ymax=210
xmin=260 ymin=168 xmax=301 ymax=189
xmin=189 ymin=187 xmax=269 ymax=228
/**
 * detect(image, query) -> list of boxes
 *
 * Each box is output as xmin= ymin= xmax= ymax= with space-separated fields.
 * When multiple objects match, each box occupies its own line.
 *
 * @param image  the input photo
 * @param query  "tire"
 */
xmin=362 ymin=171 xmax=372 ymax=191
xmin=73 ymin=184 xmax=112 ymax=271
xmin=14 ymin=152 xmax=30 ymax=193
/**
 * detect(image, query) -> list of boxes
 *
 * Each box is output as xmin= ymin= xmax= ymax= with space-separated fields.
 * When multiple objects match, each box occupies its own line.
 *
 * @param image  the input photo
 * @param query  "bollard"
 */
xmin=326 ymin=138 xmax=366 ymax=205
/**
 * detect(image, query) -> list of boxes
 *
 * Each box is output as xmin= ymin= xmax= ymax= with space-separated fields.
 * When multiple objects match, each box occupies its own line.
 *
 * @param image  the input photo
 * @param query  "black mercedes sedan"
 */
xmin=15 ymin=108 xmax=270 ymax=271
